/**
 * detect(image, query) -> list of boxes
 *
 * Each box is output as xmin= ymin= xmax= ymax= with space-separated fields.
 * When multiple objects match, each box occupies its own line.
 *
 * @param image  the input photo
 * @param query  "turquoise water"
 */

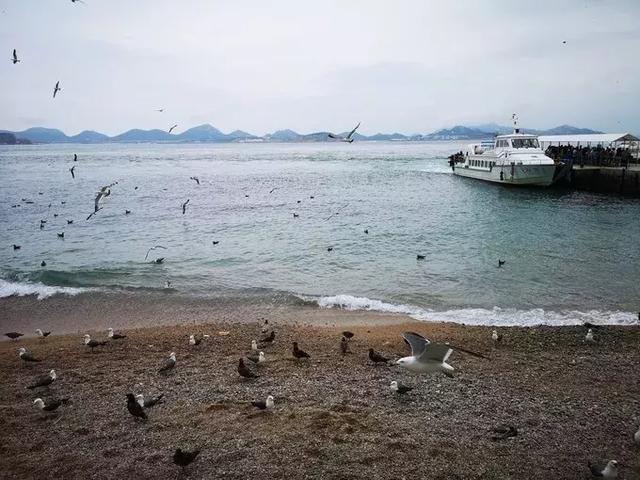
xmin=1 ymin=142 xmax=639 ymax=326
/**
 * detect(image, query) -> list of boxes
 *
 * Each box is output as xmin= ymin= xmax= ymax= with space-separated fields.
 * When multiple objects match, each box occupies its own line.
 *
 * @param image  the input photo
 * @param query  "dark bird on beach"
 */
xmin=73 ymin=153 xmax=77 ymax=161
xmin=153 ymin=257 xmax=165 ymax=264
xmin=583 ymin=322 xmax=601 ymax=330
xmin=340 ymin=336 xmax=350 ymax=355
xmin=238 ymin=358 xmax=258 ymax=378
xmin=182 ymin=199 xmax=190 ymax=214
xmin=13 ymin=244 xmax=21 ymax=250
xmin=107 ymin=328 xmax=126 ymax=340
xmin=19 ymin=347 xmax=42 ymax=362
xmin=83 ymin=334 xmax=107 ymax=351
xmin=145 ymin=245 xmax=167 ymax=261
xmin=11 ymin=49 xmax=20 ymax=64
xmin=212 ymin=240 xmax=219 ymax=245
xmin=292 ymin=342 xmax=310 ymax=359
xmin=168 ymin=124 xmax=178 ymax=134
xmin=416 ymin=254 xmax=425 ymax=260
xmin=342 ymin=331 xmax=354 ymax=340
xmin=588 ymin=460 xmax=618 ymax=478
xmin=158 ymin=352 xmax=177 ymax=373
xmin=57 ymin=232 xmax=64 ymax=238
xmin=251 ymin=395 xmax=274 ymax=410
xmin=27 ymin=369 xmax=56 ymax=389
xmin=70 ymin=165 xmax=75 ymax=179
xmin=260 ymin=331 xmax=275 ymax=344
xmin=67 ymin=219 xmax=73 ymax=224
xmin=368 ymin=348 xmax=389 ymax=364
xmin=327 ymin=246 xmax=333 ymax=252
xmin=136 ymin=393 xmax=164 ymax=408
xmin=260 ymin=318 xmax=269 ymax=334
xmin=173 ymin=448 xmax=200 ymax=469
xmin=498 ymin=259 xmax=506 ymax=267
xmin=390 ymin=380 xmax=413 ymax=395
xmin=491 ymin=424 xmax=518 ymax=441
xmin=36 ymin=329 xmax=51 ymax=338
xmin=190 ymin=176 xmax=200 ymax=185
xmin=125 ymin=210 xmax=131 ymax=214
xmin=126 ymin=393 xmax=147 ymax=420
xmin=5 ymin=332 xmax=23 ymax=340
xmin=53 ymin=81 xmax=61 ymax=98
xmin=328 ymin=122 xmax=360 ymax=143
xmin=33 ymin=397 xmax=68 ymax=412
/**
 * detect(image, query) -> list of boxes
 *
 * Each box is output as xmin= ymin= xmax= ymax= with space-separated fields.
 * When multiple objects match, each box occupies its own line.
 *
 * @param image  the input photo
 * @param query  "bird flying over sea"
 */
xmin=190 ymin=176 xmax=200 ymax=185
xmin=182 ymin=199 xmax=189 ymax=214
xmin=168 ymin=124 xmax=178 ymax=133
xmin=158 ymin=352 xmax=176 ymax=373
xmin=328 ymin=122 xmax=360 ymax=143
xmin=53 ymin=81 xmax=61 ymax=98
xmin=27 ymin=369 xmax=56 ymax=389
xmin=18 ymin=347 xmax=42 ymax=362
xmin=145 ymin=245 xmax=167 ymax=261
xmin=70 ymin=165 xmax=76 ymax=179
xmin=11 ymin=49 xmax=19 ymax=64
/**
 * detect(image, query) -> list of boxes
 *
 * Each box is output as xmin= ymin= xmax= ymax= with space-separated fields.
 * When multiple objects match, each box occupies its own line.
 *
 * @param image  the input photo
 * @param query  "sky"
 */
xmin=1 ymin=0 xmax=639 ymax=136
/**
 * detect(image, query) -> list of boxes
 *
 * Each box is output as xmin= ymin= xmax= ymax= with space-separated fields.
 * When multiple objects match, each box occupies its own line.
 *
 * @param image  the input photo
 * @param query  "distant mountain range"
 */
xmin=0 ymin=123 xmax=604 ymax=144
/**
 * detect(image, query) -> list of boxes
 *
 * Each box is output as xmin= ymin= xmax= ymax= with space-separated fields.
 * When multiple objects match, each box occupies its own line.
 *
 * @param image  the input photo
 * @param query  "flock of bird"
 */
xmin=3 ymin=319 xmax=633 ymax=477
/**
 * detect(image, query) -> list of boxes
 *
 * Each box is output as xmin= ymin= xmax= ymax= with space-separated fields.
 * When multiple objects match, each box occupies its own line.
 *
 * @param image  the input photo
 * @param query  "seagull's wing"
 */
xmin=419 ymin=343 xmax=453 ymax=362
xmin=145 ymin=245 xmax=166 ymax=260
xmin=402 ymin=331 xmax=430 ymax=357
xmin=13 ymin=49 xmax=17 ymax=60
xmin=86 ymin=207 xmax=102 ymax=220
xmin=346 ymin=122 xmax=361 ymax=139
xmin=327 ymin=133 xmax=340 ymax=139
xmin=94 ymin=191 xmax=104 ymax=211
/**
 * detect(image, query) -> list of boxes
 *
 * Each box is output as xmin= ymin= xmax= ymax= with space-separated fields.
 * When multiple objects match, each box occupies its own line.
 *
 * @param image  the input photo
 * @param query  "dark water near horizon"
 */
xmin=1 ymin=142 xmax=639 ymax=326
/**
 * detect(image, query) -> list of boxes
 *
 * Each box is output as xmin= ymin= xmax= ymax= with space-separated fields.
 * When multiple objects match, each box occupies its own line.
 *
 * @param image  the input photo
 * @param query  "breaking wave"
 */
xmin=0 ymin=279 xmax=94 ymax=300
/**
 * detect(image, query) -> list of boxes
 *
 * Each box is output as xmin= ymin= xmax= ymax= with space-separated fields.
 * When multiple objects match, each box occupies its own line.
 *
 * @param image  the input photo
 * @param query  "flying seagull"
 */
xmin=36 ymin=329 xmax=51 ymax=338
xmin=18 ymin=347 xmax=42 ymax=362
xmin=107 ymin=327 xmax=126 ymax=340
xmin=190 ymin=176 xmax=200 ymax=185
xmin=145 ymin=245 xmax=167 ymax=261
xmin=126 ymin=393 xmax=147 ymax=420
xmin=70 ymin=165 xmax=76 ymax=179
xmin=328 ymin=122 xmax=360 ymax=143
xmin=390 ymin=380 xmax=413 ymax=395
xmin=251 ymin=395 xmax=274 ymax=410
xmin=396 ymin=331 xmax=486 ymax=376
xmin=238 ymin=358 xmax=258 ymax=378
xmin=173 ymin=448 xmax=200 ymax=469
xmin=27 ymin=369 xmax=56 ymax=389
xmin=498 ymin=259 xmax=506 ymax=267
xmin=135 ymin=393 xmax=164 ymax=408
xmin=73 ymin=153 xmax=77 ymax=161
xmin=588 ymin=460 xmax=618 ymax=478
xmin=11 ymin=49 xmax=19 ymax=64
xmin=86 ymin=207 xmax=102 ymax=220
xmin=156 ymin=108 xmax=164 ymax=113
xmin=168 ymin=124 xmax=178 ymax=134
xmin=292 ymin=342 xmax=310 ymax=359
xmin=247 ymin=351 xmax=265 ymax=364
xmin=53 ymin=81 xmax=61 ymax=98
xmin=84 ymin=334 xmax=107 ymax=351
xmin=182 ymin=199 xmax=189 ymax=214
xmin=5 ymin=332 xmax=24 ymax=340
xmin=491 ymin=330 xmax=503 ymax=343
xmin=368 ymin=348 xmax=389 ymax=365
xmin=158 ymin=352 xmax=176 ymax=373
xmin=324 ymin=203 xmax=350 ymax=221
xmin=33 ymin=397 xmax=68 ymax=412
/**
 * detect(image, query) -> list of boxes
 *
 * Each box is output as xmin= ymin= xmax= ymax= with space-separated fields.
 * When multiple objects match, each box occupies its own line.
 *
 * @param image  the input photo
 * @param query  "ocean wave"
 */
xmin=0 ymin=279 xmax=93 ymax=300
xmin=310 ymin=294 xmax=638 ymax=327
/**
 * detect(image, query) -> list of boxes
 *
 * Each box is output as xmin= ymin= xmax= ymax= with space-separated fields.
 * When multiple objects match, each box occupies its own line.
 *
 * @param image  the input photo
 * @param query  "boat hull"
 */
xmin=452 ymin=163 xmax=556 ymax=187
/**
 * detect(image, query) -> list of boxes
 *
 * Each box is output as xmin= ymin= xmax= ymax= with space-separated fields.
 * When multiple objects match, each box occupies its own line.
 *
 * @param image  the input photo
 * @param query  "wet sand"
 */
xmin=1 ymin=295 xmax=640 ymax=479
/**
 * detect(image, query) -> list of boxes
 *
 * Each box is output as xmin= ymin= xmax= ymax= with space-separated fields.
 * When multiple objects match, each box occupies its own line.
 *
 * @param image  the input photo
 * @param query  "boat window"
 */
xmin=512 ymin=138 xmax=539 ymax=148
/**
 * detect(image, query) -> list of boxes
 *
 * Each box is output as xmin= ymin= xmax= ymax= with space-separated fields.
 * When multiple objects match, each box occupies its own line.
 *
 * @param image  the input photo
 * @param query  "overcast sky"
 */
xmin=1 ymin=0 xmax=639 ymax=136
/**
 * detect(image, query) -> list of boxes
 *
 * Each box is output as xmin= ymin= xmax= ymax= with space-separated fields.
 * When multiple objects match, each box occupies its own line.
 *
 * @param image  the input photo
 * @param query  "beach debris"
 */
xmin=107 ymin=328 xmax=126 ymax=340
xmin=189 ymin=334 xmax=203 ymax=346
xmin=190 ymin=176 xmax=200 ymax=185
xmin=292 ymin=342 xmax=311 ymax=359
xmin=135 ymin=393 xmax=164 ymax=408
xmin=585 ymin=328 xmax=596 ymax=343
xmin=145 ymin=245 xmax=167 ymax=261
xmin=36 ymin=329 xmax=51 ymax=338
xmin=173 ymin=448 xmax=200 ymax=470
xmin=70 ymin=165 xmax=76 ymax=179
xmin=27 ymin=369 xmax=56 ymax=389
xmin=247 ymin=351 xmax=265 ymax=364
xmin=492 ymin=329 xmax=503 ymax=343
xmin=238 ymin=358 xmax=258 ymax=379
xmin=328 ymin=122 xmax=360 ymax=143
xmin=251 ymin=395 xmax=274 ymax=411
xmin=588 ymin=460 xmax=618 ymax=478
xmin=12 ymin=49 xmax=20 ymax=64
xmin=368 ymin=348 xmax=389 ymax=365
xmin=126 ymin=393 xmax=147 ymax=420
xmin=390 ymin=380 xmax=413 ymax=395
xmin=18 ymin=347 xmax=42 ymax=363
xmin=84 ymin=334 xmax=107 ymax=352
xmin=168 ymin=124 xmax=178 ymax=134
xmin=396 ymin=331 xmax=486 ymax=376
xmin=5 ymin=332 xmax=24 ymax=340
xmin=182 ymin=199 xmax=189 ymax=214
xmin=158 ymin=352 xmax=177 ymax=373
xmin=52 ymin=80 xmax=61 ymax=98
xmin=498 ymin=259 xmax=506 ymax=267
xmin=33 ymin=397 xmax=68 ymax=413
xmin=491 ymin=424 xmax=518 ymax=441
xmin=217 ymin=331 xmax=229 ymax=336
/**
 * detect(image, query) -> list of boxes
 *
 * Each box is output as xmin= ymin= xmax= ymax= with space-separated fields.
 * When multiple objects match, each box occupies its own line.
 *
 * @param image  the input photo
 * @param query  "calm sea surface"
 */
xmin=1 ymin=142 xmax=639 ymax=326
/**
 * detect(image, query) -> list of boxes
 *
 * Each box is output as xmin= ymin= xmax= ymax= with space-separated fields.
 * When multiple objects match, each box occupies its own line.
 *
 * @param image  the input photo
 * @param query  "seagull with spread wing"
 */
xmin=53 ymin=81 xmax=61 ymax=98
xmin=11 ymin=49 xmax=20 ymax=64
xmin=145 ymin=245 xmax=167 ymax=261
xmin=182 ymin=199 xmax=189 ymax=214
xmin=328 ymin=122 xmax=360 ymax=143
xmin=169 ymin=124 xmax=178 ymax=133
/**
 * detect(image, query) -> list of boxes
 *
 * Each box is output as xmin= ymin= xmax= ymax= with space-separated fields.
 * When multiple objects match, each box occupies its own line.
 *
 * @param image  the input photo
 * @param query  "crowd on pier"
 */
xmin=545 ymin=144 xmax=636 ymax=167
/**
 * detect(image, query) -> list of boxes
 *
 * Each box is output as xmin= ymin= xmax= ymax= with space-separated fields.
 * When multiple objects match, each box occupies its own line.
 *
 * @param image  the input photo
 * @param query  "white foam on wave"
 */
xmin=312 ymin=294 xmax=638 ymax=327
xmin=0 ymin=279 xmax=92 ymax=300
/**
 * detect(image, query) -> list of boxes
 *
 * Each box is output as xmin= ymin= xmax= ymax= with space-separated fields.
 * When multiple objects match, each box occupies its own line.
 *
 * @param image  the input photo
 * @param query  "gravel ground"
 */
xmin=1 ymin=309 xmax=640 ymax=479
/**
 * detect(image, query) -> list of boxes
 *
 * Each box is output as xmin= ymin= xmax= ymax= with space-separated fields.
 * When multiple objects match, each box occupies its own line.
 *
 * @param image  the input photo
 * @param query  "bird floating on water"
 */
xmin=67 ymin=219 xmax=73 ymax=224
xmin=498 ymin=259 xmax=506 ymax=267
xmin=416 ymin=254 xmax=425 ymax=260
xmin=251 ymin=395 xmax=274 ymax=410
xmin=53 ymin=81 xmax=61 ymax=98
xmin=70 ymin=165 xmax=76 ymax=179
xmin=12 ymin=244 xmax=21 ymax=250
xmin=84 ymin=334 xmax=107 ymax=351
xmin=390 ymin=380 xmax=413 ymax=395
xmin=11 ymin=49 xmax=20 ymax=64
xmin=328 ymin=122 xmax=360 ymax=143
xmin=73 ymin=153 xmax=77 ymax=161
xmin=19 ymin=347 xmax=42 ymax=362
xmin=27 ymin=369 xmax=56 ymax=389
xmin=126 ymin=393 xmax=147 ymax=420
xmin=107 ymin=328 xmax=126 ymax=340
xmin=158 ymin=352 xmax=177 ymax=373
xmin=588 ymin=460 xmax=618 ymax=479
xmin=36 ymin=329 xmax=51 ymax=338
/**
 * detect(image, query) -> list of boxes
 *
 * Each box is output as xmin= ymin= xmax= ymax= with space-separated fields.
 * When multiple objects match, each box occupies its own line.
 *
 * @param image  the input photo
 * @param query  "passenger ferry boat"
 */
xmin=450 ymin=119 xmax=557 ymax=187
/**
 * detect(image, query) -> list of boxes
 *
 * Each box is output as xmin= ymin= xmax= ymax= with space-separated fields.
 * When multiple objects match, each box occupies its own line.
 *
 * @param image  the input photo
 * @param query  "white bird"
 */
xmin=396 ymin=331 xmax=485 ymax=376
xmin=251 ymin=340 xmax=258 ymax=351
xmin=491 ymin=329 xmax=503 ymax=342
xmin=189 ymin=334 xmax=202 ymax=346
xmin=158 ymin=352 xmax=176 ymax=373
xmin=585 ymin=328 xmax=596 ymax=343
xmin=634 ymin=426 xmax=640 ymax=444
xmin=328 ymin=122 xmax=360 ymax=143
xmin=588 ymin=459 xmax=618 ymax=478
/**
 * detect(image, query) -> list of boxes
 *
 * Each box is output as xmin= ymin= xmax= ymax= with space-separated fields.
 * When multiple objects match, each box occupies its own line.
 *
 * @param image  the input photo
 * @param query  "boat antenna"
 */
xmin=512 ymin=113 xmax=520 ymax=134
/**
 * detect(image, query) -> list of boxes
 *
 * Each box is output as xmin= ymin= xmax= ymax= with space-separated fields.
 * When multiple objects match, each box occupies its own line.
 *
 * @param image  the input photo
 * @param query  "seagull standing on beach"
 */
xmin=53 ymin=81 xmax=61 ymax=98
xmin=260 ymin=319 xmax=269 ymax=334
xmin=158 ymin=352 xmax=177 ymax=373
xmin=27 ymin=369 xmax=56 ymax=389
xmin=340 ymin=336 xmax=351 ymax=355
xmin=189 ymin=334 xmax=203 ymax=346
xmin=396 ymin=331 xmax=485 ymax=376
xmin=328 ymin=122 xmax=360 ymax=143
xmin=585 ymin=328 xmax=596 ymax=343
xmin=491 ymin=330 xmax=503 ymax=343
xmin=11 ymin=49 xmax=20 ymax=64
xmin=107 ymin=328 xmax=126 ymax=340
xmin=84 ymin=334 xmax=107 ymax=352
xmin=588 ymin=460 xmax=618 ymax=478
xmin=251 ymin=340 xmax=258 ymax=351
xmin=33 ymin=398 xmax=67 ymax=413
xmin=126 ymin=393 xmax=147 ymax=420
xmin=36 ymin=329 xmax=51 ymax=338
xmin=390 ymin=380 xmax=413 ymax=395
xmin=251 ymin=395 xmax=274 ymax=410
xmin=18 ymin=347 xmax=42 ymax=362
